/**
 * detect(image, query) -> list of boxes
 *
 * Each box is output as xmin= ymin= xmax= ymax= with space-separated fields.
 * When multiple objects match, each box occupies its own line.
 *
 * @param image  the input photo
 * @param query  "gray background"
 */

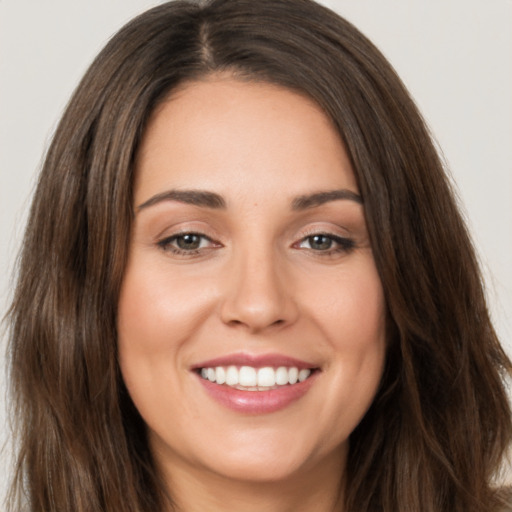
xmin=1 ymin=0 xmax=511 ymax=506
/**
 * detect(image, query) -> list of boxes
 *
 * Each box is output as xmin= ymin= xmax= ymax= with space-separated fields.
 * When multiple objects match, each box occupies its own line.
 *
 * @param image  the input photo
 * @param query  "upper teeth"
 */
xmin=200 ymin=366 xmax=312 ymax=389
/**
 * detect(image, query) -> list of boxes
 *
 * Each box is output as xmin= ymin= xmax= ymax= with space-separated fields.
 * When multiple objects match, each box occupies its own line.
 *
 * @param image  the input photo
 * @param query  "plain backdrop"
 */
xmin=1 ymin=0 xmax=511 ymax=506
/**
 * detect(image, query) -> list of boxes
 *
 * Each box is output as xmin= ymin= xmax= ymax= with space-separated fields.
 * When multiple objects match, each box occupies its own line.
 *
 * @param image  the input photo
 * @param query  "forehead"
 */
xmin=134 ymin=77 xmax=357 ymax=205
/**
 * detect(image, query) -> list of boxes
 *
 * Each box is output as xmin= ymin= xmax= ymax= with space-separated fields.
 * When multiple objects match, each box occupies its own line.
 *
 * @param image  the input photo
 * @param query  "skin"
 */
xmin=118 ymin=76 xmax=387 ymax=512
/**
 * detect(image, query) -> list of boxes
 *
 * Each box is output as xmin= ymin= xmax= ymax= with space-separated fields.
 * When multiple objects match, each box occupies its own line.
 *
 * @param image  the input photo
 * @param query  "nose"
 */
xmin=219 ymin=246 xmax=299 ymax=333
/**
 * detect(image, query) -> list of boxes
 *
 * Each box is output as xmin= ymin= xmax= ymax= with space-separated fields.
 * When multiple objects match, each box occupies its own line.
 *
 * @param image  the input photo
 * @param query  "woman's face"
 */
xmin=118 ymin=77 xmax=386 ymax=485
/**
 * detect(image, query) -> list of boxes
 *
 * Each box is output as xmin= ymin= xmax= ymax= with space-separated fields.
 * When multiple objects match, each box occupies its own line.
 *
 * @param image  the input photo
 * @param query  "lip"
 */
xmin=191 ymin=352 xmax=317 ymax=370
xmin=196 ymin=372 xmax=318 ymax=414
xmin=191 ymin=352 xmax=320 ymax=414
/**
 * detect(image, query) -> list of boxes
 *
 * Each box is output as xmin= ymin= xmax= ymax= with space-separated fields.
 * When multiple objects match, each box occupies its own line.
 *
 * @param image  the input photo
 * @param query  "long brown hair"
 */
xmin=7 ymin=0 xmax=511 ymax=510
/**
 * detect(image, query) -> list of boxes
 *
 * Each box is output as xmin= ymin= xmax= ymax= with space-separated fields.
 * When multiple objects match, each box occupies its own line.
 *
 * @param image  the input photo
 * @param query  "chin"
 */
xmin=207 ymin=449 xmax=312 ymax=483
xmin=150 ymin=424 xmax=347 ymax=486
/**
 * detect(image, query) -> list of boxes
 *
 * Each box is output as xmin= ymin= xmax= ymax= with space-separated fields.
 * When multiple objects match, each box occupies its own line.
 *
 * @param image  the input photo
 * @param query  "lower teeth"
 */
xmin=232 ymin=384 xmax=284 ymax=392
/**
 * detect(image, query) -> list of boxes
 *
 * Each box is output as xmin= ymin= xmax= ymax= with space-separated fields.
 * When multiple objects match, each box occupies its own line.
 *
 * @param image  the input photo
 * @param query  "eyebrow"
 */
xmin=136 ymin=187 xmax=362 ymax=212
xmin=137 ymin=189 xmax=226 ymax=210
xmin=291 ymin=189 xmax=363 ymax=210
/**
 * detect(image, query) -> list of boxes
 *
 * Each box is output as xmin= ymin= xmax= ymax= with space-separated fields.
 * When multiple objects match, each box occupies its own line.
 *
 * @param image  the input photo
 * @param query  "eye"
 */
xmin=173 ymin=233 xmax=206 ymax=250
xmin=302 ymin=234 xmax=334 ymax=251
xmin=157 ymin=232 xmax=217 ymax=255
xmin=297 ymin=233 xmax=355 ymax=254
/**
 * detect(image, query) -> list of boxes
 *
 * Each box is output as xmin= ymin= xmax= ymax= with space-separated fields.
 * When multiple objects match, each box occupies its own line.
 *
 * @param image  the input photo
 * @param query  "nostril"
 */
xmin=225 ymin=317 xmax=286 ymax=332
xmin=219 ymin=272 xmax=299 ymax=331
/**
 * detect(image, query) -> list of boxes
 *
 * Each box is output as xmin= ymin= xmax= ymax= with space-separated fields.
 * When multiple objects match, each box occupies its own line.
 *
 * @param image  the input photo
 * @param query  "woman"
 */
xmin=7 ymin=0 xmax=512 ymax=511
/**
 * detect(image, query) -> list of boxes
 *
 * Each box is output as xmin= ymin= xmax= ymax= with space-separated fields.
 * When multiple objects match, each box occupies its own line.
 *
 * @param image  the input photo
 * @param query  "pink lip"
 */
xmin=191 ymin=352 xmax=320 ymax=414
xmin=196 ymin=373 xmax=318 ymax=414
xmin=191 ymin=352 xmax=317 ymax=370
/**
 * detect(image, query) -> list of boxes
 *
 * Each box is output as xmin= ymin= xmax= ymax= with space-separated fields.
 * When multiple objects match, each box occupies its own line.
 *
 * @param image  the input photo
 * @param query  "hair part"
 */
xmin=7 ymin=0 xmax=512 ymax=511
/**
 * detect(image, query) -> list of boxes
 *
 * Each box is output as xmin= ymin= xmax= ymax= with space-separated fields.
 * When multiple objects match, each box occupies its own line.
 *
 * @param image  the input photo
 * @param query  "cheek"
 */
xmin=305 ymin=261 xmax=387 ymax=414
xmin=117 ymin=259 xmax=214 ymax=356
xmin=303 ymin=259 xmax=386 ymax=348
xmin=116 ymin=258 xmax=219 ymax=406
xmin=336 ymin=268 xmax=386 ymax=379
xmin=116 ymin=259 xmax=215 ymax=428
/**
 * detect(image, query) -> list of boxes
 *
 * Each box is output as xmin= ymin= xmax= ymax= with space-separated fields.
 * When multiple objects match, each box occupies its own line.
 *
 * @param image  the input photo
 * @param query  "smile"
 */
xmin=199 ymin=365 xmax=313 ymax=390
xmin=193 ymin=354 xmax=320 ymax=414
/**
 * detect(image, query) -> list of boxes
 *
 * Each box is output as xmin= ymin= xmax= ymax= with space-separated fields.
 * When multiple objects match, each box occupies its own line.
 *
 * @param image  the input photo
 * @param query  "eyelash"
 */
xmin=295 ymin=232 xmax=355 ymax=255
xmin=156 ymin=231 xmax=355 ymax=257
xmin=157 ymin=232 xmax=218 ymax=256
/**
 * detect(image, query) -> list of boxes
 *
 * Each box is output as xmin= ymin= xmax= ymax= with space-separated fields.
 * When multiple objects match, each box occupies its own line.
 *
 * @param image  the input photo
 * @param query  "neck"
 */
xmin=158 ymin=447 xmax=346 ymax=512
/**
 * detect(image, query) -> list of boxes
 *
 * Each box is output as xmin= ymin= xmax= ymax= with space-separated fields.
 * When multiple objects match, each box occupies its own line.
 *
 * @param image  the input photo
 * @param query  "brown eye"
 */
xmin=157 ymin=232 xmax=216 ymax=254
xmin=175 ymin=234 xmax=202 ymax=250
xmin=307 ymin=234 xmax=333 ymax=251
xmin=297 ymin=233 xmax=355 ymax=254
